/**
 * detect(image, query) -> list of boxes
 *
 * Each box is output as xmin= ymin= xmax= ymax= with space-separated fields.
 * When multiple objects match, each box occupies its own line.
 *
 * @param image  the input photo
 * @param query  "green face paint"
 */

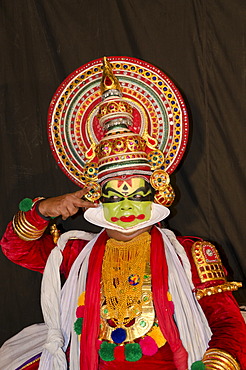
xmin=101 ymin=177 xmax=153 ymax=229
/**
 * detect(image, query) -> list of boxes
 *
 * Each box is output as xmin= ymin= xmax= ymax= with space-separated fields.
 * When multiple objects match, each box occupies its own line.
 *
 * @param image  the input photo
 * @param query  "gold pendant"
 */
xmin=99 ymin=275 xmax=155 ymax=342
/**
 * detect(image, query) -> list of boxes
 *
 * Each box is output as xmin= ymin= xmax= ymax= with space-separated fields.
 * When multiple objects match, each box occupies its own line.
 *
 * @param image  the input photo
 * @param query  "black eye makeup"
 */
xmin=101 ymin=186 xmax=153 ymax=203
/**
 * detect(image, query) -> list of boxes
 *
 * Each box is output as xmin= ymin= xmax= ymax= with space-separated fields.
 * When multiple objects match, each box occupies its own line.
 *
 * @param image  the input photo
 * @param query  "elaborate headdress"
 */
xmin=48 ymin=57 xmax=189 ymax=206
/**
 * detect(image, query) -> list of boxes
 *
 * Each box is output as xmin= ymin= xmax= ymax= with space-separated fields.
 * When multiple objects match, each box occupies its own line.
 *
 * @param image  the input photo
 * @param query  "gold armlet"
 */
xmin=202 ymin=348 xmax=240 ymax=369
xmin=13 ymin=211 xmax=47 ymax=241
xmin=195 ymin=282 xmax=242 ymax=300
xmin=192 ymin=241 xmax=227 ymax=283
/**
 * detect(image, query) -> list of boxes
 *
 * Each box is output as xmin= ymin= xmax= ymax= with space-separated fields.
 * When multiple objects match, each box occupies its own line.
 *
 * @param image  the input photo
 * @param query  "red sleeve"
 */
xmin=1 ymin=207 xmax=54 ymax=273
xmin=1 ymin=206 xmax=91 ymax=277
xmin=178 ymin=236 xmax=246 ymax=368
xmin=199 ymin=292 xmax=246 ymax=368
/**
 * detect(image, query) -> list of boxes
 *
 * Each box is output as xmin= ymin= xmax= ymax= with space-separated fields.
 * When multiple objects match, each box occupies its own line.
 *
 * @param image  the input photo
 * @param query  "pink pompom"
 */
xmin=139 ymin=336 xmax=158 ymax=356
xmin=76 ymin=305 xmax=85 ymax=318
xmin=114 ymin=345 xmax=125 ymax=361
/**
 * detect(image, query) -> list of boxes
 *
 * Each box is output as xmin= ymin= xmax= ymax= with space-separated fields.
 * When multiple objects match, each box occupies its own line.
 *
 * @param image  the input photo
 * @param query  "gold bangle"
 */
xmin=18 ymin=211 xmax=43 ymax=231
xmin=13 ymin=225 xmax=43 ymax=240
xmin=14 ymin=212 xmax=44 ymax=235
xmin=203 ymin=358 xmax=235 ymax=369
xmin=202 ymin=348 xmax=240 ymax=370
xmin=196 ymin=282 xmax=242 ymax=300
xmin=13 ymin=221 xmax=41 ymax=239
xmin=14 ymin=213 xmax=43 ymax=235
xmin=13 ymin=221 xmax=46 ymax=240
xmin=13 ymin=211 xmax=47 ymax=241
xmin=13 ymin=220 xmax=44 ymax=241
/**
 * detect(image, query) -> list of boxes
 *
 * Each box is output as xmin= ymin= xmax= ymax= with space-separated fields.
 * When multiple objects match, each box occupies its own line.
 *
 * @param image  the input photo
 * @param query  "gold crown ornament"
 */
xmin=48 ymin=57 xmax=189 ymax=207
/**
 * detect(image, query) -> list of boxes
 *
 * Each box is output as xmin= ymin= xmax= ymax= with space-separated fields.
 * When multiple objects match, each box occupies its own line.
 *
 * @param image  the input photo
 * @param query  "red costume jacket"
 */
xmin=1 ymin=206 xmax=246 ymax=369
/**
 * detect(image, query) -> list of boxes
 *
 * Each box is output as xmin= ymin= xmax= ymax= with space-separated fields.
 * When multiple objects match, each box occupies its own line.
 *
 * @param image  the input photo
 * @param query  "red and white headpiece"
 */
xmin=48 ymin=57 xmax=189 ymax=206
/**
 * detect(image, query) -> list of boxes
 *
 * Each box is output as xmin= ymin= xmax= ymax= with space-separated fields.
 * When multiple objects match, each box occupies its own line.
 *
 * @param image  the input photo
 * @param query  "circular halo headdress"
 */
xmin=48 ymin=56 xmax=189 ymax=206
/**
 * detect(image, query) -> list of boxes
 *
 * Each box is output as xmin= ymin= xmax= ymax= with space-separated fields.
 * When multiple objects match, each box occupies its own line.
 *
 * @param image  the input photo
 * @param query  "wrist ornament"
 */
xmin=195 ymin=282 xmax=242 ymax=300
xmin=202 ymin=348 xmax=240 ymax=369
xmin=19 ymin=197 xmax=45 ymax=212
xmin=12 ymin=197 xmax=48 ymax=241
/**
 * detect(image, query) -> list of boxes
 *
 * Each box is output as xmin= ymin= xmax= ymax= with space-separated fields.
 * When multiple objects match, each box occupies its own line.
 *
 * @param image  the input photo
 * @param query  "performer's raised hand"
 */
xmin=38 ymin=188 xmax=98 ymax=220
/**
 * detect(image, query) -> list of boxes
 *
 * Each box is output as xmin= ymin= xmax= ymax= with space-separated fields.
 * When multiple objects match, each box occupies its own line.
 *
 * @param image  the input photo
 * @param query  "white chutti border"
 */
xmin=84 ymin=203 xmax=170 ymax=233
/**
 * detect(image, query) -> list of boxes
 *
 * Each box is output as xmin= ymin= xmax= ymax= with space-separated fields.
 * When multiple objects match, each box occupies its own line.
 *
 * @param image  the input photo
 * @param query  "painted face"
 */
xmin=101 ymin=177 xmax=153 ymax=229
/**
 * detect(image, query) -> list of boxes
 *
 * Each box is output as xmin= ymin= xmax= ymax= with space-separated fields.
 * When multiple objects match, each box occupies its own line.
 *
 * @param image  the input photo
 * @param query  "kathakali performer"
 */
xmin=1 ymin=57 xmax=246 ymax=370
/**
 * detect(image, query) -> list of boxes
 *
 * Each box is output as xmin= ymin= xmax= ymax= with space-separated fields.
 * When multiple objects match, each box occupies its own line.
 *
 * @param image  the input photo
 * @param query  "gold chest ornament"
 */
xmin=100 ymin=232 xmax=156 ymax=343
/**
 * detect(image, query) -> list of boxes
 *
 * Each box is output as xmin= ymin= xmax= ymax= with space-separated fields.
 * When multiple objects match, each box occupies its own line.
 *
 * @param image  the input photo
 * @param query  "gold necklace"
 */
xmin=100 ymin=232 xmax=154 ymax=343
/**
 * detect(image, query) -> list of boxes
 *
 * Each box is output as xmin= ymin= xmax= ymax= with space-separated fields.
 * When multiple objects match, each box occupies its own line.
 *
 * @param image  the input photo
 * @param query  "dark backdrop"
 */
xmin=1 ymin=0 xmax=245 ymax=346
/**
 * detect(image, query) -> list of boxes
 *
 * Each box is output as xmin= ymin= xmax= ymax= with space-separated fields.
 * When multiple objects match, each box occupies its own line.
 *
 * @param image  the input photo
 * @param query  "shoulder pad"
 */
xmin=191 ymin=241 xmax=226 ymax=283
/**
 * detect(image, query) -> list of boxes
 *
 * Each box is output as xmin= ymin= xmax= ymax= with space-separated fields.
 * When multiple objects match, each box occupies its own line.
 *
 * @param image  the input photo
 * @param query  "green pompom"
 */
xmin=125 ymin=343 xmax=142 ymax=362
xmin=99 ymin=341 xmax=116 ymax=361
xmin=19 ymin=198 xmax=33 ymax=212
xmin=191 ymin=361 xmax=206 ymax=370
xmin=74 ymin=317 xmax=83 ymax=335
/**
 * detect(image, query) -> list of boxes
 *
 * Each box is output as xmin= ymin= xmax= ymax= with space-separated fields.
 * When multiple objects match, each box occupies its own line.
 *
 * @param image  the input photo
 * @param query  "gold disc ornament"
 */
xmin=150 ymin=170 xmax=170 ymax=190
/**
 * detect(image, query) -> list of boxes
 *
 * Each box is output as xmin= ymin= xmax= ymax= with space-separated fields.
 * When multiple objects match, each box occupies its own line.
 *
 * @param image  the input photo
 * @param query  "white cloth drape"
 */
xmin=39 ymin=230 xmax=102 ymax=370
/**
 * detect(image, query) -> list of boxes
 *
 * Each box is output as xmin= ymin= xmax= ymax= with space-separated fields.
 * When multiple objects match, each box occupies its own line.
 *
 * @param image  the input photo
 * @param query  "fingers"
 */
xmin=68 ymin=192 xmax=98 ymax=209
xmin=74 ymin=187 xmax=91 ymax=198
xmin=38 ymin=187 xmax=98 ymax=220
xmin=72 ymin=187 xmax=98 ymax=208
xmin=58 ymin=197 xmax=94 ymax=220
xmin=60 ymin=202 xmax=80 ymax=220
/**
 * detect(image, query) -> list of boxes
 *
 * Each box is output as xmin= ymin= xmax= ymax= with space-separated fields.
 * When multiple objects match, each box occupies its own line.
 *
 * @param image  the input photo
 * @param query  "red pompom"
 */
xmin=76 ymin=305 xmax=85 ymax=318
xmin=114 ymin=345 xmax=125 ymax=361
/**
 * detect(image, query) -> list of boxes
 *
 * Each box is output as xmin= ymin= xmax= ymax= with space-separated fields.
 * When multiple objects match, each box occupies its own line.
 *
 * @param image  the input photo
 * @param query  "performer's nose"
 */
xmin=120 ymin=198 xmax=132 ymax=210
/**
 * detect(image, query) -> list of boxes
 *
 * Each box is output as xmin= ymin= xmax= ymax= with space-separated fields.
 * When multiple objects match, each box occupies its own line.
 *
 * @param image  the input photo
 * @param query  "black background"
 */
xmin=1 ymin=0 xmax=245 ymax=346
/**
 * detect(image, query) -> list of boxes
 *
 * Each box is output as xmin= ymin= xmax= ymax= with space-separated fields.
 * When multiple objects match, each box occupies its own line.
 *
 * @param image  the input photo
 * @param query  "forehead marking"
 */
xmin=117 ymin=181 xmax=131 ymax=194
xmin=116 ymin=179 xmax=133 ymax=188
